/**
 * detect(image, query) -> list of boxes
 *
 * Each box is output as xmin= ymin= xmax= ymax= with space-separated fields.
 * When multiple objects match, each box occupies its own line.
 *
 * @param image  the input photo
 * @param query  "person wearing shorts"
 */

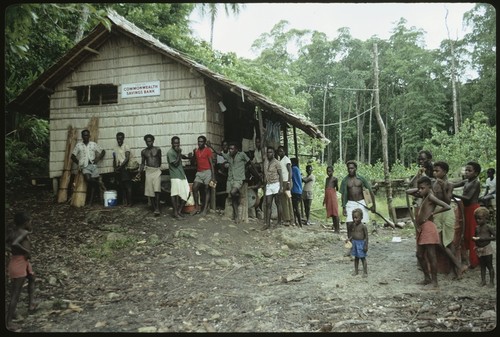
xmin=192 ymin=136 xmax=214 ymax=216
xmin=262 ymin=147 xmax=283 ymax=230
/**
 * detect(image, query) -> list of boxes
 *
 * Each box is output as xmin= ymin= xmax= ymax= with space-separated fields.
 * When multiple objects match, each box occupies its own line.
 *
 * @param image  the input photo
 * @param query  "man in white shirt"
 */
xmin=480 ymin=168 xmax=496 ymax=207
xmin=277 ymin=146 xmax=294 ymax=225
xmin=71 ymin=129 xmax=106 ymax=206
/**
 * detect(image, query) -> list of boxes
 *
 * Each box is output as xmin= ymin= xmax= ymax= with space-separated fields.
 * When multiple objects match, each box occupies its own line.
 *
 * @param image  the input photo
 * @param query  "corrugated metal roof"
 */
xmin=7 ymin=10 xmax=329 ymax=144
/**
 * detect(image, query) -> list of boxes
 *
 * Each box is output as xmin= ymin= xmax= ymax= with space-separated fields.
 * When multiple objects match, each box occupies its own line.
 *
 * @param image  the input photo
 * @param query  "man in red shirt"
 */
xmin=192 ymin=135 xmax=215 ymax=215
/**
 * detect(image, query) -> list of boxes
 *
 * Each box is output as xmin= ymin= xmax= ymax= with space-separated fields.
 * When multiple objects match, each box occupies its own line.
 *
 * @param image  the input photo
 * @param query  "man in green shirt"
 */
xmin=221 ymin=142 xmax=254 ymax=224
xmin=167 ymin=136 xmax=190 ymax=218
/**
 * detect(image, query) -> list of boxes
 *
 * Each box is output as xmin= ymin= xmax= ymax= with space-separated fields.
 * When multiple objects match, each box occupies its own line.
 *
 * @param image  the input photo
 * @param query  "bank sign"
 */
xmin=121 ymin=81 xmax=160 ymax=98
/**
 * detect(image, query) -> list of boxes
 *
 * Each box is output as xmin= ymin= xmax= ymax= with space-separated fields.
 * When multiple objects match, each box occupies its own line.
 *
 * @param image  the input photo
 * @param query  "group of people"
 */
xmin=405 ymin=150 xmax=496 ymax=289
xmin=7 ymin=139 xmax=495 ymax=331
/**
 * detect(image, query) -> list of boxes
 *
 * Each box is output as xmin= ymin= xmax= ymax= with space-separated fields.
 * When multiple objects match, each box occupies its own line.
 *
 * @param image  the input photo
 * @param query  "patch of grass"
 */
xmin=81 ymin=235 xmax=136 ymax=259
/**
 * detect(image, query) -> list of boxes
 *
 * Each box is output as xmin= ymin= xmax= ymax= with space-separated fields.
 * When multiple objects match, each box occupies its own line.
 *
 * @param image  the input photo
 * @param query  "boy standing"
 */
xmin=407 ymin=176 xmax=451 ymax=289
xmin=453 ymin=161 xmax=482 ymax=269
xmin=290 ymin=157 xmax=303 ymax=227
xmin=432 ymin=161 xmax=463 ymax=278
xmin=472 ymin=207 xmax=496 ymax=287
xmin=302 ymin=165 xmax=315 ymax=225
xmin=6 ymin=211 xmax=37 ymax=331
xmin=345 ymin=208 xmax=368 ymax=277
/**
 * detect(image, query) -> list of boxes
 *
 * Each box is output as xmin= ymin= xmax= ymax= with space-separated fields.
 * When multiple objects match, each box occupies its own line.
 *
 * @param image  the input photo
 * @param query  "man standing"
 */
xmin=219 ymin=142 xmax=253 ymax=224
xmin=71 ymin=129 xmax=106 ymax=206
xmin=262 ymin=147 xmax=283 ymax=230
xmin=137 ymin=134 xmax=162 ymax=216
xmin=339 ymin=160 xmax=376 ymax=239
xmin=167 ymin=136 xmax=190 ymax=218
xmin=277 ymin=146 xmax=294 ymax=225
xmin=191 ymin=135 xmax=214 ymax=216
xmin=113 ymin=132 xmax=133 ymax=207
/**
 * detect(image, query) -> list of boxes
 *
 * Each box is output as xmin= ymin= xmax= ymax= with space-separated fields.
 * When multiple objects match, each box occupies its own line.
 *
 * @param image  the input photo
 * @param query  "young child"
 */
xmin=301 ymin=164 xmax=315 ymax=225
xmin=290 ymin=157 xmax=303 ymax=227
xmin=6 ymin=211 xmax=37 ymax=331
xmin=323 ymin=165 xmax=340 ymax=233
xmin=345 ymin=208 xmax=368 ymax=277
xmin=472 ymin=207 xmax=496 ymax=287
xmin=407 ymin=176 xmax=451 ymax=289
xmin=453 ymin=161 xmax=481 ymax=269
xmin=432 ymin=161 xmax=463 ymax=278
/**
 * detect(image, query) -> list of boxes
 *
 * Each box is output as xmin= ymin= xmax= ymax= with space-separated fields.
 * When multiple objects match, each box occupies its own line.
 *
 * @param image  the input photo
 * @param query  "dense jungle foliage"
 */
xmin=4 ymin=3 xmax=496 ymax=187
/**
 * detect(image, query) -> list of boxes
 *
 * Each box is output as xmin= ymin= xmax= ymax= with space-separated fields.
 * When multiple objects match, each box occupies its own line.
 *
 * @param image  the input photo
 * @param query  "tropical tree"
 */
xmin=460 ymin=3 xmax=496 ymax=125
xmin=196 ymin=3 xmax=244 ymax=47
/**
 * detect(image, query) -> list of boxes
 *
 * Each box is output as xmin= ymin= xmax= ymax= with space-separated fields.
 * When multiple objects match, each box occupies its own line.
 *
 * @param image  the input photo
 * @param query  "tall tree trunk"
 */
xmin=373 ymin=43 xmax=397 ymax=223
xmin=75 ymin=5 xmax=90 ymax=43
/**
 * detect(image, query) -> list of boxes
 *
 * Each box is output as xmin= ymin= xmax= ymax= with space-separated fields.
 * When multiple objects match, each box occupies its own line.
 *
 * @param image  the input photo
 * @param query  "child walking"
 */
xmin=6 ymin=211 xmax=37 ymax=331
xmin=345 ymin=208 xmax=368 ymax=277
xmin=472 ymin=207 xmax=496 ymax=287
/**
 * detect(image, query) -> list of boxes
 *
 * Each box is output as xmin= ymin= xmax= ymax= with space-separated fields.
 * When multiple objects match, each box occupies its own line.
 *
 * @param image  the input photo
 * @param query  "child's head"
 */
xmin=306 ymin=165 xmax=313 ymax=174
xmin=14 ymin=211 xmax=32 ymax=230
xmin=465 ymin=161 xmax=481 ymax=179
xmin=352 ymin=208 xmax=363 ymax=224
xmin=417 ymin=176 xmax=433 ymax=196
xmin=433 ymin=161 xmax=449 ymax=179
xmin=326 ymin=165 xmax=333 ymax=176
xmin=474 ymin=207 xmax=490 ymax=226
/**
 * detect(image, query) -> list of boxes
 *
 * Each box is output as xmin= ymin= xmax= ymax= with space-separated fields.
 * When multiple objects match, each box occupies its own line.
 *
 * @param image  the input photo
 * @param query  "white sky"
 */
xmin=189 ymin=2 xmax=477 ymax=59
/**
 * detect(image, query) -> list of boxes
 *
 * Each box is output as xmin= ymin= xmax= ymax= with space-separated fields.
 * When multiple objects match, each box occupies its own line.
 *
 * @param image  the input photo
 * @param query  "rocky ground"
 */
xmin=4 ymin=186 xmax=497 ymax=333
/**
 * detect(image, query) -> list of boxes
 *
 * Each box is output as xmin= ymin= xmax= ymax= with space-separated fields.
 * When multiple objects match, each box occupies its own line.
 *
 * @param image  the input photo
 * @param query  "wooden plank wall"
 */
xmin=49 ymin=34 xmax=223 ymax=178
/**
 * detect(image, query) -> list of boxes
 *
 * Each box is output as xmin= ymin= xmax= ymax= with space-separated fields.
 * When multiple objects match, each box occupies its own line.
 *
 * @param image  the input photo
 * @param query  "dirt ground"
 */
xmin=4 ymin=186 xmax=497 ymax=333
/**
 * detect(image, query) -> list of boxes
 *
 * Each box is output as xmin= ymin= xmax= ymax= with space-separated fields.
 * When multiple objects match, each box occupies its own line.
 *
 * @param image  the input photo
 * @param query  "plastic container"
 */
xmin=104 ymin=190 xmax=118 ymax=207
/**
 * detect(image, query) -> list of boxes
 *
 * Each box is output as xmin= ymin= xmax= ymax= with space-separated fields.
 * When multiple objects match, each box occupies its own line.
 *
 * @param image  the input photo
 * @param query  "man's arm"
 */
xmin=95 ymin=149 xmax=105 ymax=164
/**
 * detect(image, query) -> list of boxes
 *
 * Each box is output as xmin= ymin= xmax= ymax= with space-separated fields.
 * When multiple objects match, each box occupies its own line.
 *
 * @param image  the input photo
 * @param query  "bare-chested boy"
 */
xmin=6 ymin=211 xmax=37 ymax=331
xmin=472 ymin=207 xmax=496 ymax=287
xmin=407 ymin=176 xmax=451 ymax=289
xmin=432 ymin=161 xmax=463 ymax=278
xmin=137 ymin=134 xmax=162 ymax=216
xmin=345 ymin=208 xmax=368 ymax=277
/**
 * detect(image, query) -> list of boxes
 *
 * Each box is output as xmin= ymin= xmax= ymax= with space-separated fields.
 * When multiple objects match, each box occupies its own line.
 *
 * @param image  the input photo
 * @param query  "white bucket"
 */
xmin=104 ymin=190 xmax=118 ymax=207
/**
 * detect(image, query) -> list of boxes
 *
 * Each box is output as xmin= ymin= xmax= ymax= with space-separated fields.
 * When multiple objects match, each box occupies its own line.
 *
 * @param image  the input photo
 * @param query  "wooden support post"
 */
xmin=57 ymin=125 xmax=77 ymax=203
xmin=211 ymin=185 xmax=216 ymax=211
xmin=240 ymin=182 xmax=248 ymax=223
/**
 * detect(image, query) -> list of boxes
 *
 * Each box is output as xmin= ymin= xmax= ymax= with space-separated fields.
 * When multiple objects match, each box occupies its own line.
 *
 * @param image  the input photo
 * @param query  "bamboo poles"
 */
xmin=57 ymin=125 xmax=77 ymax=203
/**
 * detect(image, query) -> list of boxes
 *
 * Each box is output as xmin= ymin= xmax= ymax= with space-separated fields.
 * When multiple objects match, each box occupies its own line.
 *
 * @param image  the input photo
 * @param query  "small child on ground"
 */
xmin=6 ymin=211 xmax=37 ymax=331
xmin=472 ymin=207 xmax=496 ymax=287
xmin=345 ymin=208 xmax=368 ymax=277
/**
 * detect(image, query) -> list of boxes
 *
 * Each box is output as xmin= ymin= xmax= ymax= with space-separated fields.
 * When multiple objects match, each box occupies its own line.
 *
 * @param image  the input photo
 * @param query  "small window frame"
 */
xmin=74 ymin=84 xmax=118 ymax=106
